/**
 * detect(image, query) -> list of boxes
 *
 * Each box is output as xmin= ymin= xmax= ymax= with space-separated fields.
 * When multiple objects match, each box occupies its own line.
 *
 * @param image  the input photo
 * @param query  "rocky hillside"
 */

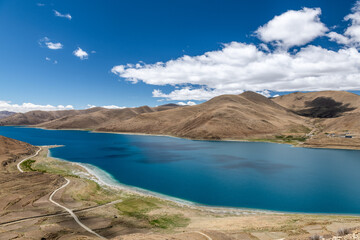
xmin=0 ymin=135 xmax=37 ymax=169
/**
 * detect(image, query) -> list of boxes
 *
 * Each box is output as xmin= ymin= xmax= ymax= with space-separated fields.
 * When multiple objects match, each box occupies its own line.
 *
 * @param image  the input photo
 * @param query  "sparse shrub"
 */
xmin=149 ymin=214 xmax=190 ymax=229
xmin=309 ymin=234 xmax=320 ymax=240
xmin=20 ymin=159 xmax=36 ymax=171
xmin=337 ymin=228 xmax=351 ymax=236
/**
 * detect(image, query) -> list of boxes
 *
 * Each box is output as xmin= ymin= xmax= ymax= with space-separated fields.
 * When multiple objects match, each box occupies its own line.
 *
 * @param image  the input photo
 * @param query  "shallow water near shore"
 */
xmin=1 ymin=126 xmax=360 ymax=214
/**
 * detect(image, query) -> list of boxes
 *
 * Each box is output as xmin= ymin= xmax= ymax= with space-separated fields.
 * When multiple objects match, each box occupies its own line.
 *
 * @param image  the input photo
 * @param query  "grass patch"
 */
xmin=20 ymin=159 xmax=36 ymax=172
xmin=250 ymin=139 xmax=283 ymax=143
xmin=33 ymin=162 xmax=79 ymax=178
xmin=249 ymin=135 xmax=308 ymax=144
xmin=275 ymin=135 xmax=307 ymax=142
xmin=73 ymin=179 xmax=119 ymax=205
xmin=115 ymin=196 xmax=160 ymax=219
xmin=149 ymin=214 xmax=190 ymax=229
xmin=115 ymin=196 xmax=189 ymax=229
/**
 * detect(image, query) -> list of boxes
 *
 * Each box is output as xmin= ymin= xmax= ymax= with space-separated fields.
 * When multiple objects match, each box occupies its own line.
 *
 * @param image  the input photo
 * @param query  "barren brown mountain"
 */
xmin=35 ymin=104 xmax=181 ymax=130
xmin=1 ymin=91 xmax=359 ymax=149
xmin=96 ymin=91 xmax=309 ymax=139
xmin=0 ymin=107 xmax=104 ymax=126
xmin=35 ymin=106 xmax=154 ymax=129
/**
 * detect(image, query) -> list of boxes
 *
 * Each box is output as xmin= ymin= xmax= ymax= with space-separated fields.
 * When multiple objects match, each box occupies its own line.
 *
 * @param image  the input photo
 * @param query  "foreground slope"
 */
xmin=0 ymin=135 xmax=36 ymax=169
xmin=0 ymin=136 xmax=64 ymax=234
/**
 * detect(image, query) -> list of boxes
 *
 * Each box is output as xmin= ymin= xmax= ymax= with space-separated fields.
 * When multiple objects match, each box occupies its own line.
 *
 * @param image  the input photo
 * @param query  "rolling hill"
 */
xmin=95 ymin=91 xmax=309 ymax=139
xmin=0 ymin=107 xmax=105 ymax=126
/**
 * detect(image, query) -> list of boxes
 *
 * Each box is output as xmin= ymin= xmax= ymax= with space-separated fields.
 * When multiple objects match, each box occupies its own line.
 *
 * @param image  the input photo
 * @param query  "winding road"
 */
xmin=192 ymin=231 xmax=213 ymax=240
xmin=17 ymin=147 xmax=106 ymax=239
xmin=14 ymin=147 xmax=214 ymax=240
xmin=17 ymin=147 xmax=41 ymax=173
xmin=49 ymin=178 xmax=106 ymax=239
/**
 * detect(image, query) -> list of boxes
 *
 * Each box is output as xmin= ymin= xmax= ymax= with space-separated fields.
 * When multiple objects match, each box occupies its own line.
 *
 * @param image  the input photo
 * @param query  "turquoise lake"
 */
xmin=1 ymin=126 xmax=360 ymax=214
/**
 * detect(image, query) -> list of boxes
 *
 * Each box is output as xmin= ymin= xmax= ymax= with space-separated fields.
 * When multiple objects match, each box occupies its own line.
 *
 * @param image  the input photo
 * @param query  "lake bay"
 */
xmin=1 ymin=126 xmax=360 ymax=214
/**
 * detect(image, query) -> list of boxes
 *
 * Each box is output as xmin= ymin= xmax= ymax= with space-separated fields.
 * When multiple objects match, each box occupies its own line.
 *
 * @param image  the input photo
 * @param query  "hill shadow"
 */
xmin=295 ymin=97 xmax=356 ymax=118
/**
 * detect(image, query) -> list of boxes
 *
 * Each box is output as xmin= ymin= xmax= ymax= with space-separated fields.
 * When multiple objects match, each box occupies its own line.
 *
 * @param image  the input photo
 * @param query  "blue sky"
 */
xmin=1 ymin=0 xmax=360 ymax=112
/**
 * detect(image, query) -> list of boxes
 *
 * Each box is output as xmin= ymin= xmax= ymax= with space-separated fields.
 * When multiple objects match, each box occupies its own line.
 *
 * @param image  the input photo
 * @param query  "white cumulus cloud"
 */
xmin=113 ymin=42 xmax=360 ymax=101
xmin=46 ymin=42 xmax=63 ymax=50
xmin=73 ymin=47 xmax=89 ymax=60
xmin=152 ymin=87 xmax=244 ymax=101
xmin=327 ymin=32 xmax=351 ymax=45
xmin=0 ymin=101 xmax=74 ymax=113
xmin=111 ymin=4 xmax=360 ymax=101
xmin=328 ymin=1 xmax=360 ymax=47
xmin=87 ymin=104 xmax=126 ymax=109
xmin=53 ymin=10 xmax=72 ymax=20
xmin=39 ymin=37 xmax=63 ymax=50
xmin=102 ymin=105 xmax=126 ymax=109
xmin=256 ymin=7 xmax=328 ymax=49
xmin=177 ymin=101 xmax=196 ymax=106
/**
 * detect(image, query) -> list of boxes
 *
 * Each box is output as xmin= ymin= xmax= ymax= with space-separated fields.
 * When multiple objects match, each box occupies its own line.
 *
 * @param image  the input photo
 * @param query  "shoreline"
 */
xmin=92 ymin=130 xmax=360 ymax=151
xmin=46 ymin=146 xmax=360 ymax=217
xmin=18 ymin=125 xmax=360 ymax=151
xmin=47 ymin=148 xmax=278 ymax=216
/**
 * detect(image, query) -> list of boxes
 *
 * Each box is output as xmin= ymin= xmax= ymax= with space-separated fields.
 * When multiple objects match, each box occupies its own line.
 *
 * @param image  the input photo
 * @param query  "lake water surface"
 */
xmin=1 ymin=126 xmax=360 ymax=214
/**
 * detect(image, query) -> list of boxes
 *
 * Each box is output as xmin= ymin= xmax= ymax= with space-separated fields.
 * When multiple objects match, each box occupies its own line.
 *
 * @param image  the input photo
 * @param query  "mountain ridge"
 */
xmin=0 ymin=91 xmax=359 ymax=149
